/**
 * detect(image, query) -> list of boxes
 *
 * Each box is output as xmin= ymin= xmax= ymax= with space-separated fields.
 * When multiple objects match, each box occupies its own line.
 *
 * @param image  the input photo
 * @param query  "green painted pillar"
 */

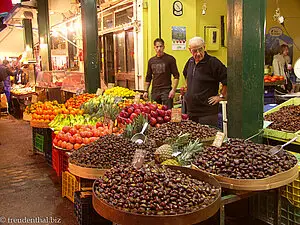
xmin=23 ymin=19 xmax=33 ymax=52
xmin=227 ymin=0 xmax=266 ymax=140
xmin=37 ymin=0 xmax=51 ymax=71
xmin=81 ymin=0 xmax=100 ymax=93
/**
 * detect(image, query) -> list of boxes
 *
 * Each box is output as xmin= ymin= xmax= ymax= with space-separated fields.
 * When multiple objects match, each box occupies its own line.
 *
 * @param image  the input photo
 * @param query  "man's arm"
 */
xmin=168 ymin=78 xmax=179 ymax=99
xmin=143 ymin=60 xmax=153 ymax=99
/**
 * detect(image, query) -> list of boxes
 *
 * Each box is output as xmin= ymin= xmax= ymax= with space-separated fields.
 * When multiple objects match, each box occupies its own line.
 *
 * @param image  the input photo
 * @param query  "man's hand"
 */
xmin=208 ymin=96 xmax=224 ymax=105
xmin=168 ymin=89 xmax=176 ymax=99
xmin=143 ymin=92 xmax=149 ymax=99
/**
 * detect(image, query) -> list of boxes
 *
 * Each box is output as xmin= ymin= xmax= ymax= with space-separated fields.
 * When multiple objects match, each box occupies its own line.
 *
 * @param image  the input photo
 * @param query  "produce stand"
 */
xmin=92 ymin=166 xmax=222 ymax=225
xmin=263 ymin=97 xmax=300 ymax=145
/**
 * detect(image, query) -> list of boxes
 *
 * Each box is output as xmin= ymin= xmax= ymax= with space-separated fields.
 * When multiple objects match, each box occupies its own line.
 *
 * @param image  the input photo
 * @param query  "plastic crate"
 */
xmin=264 ymin=104 xmax=278 ymax=112
xmin=74 ymin=191 xmax=112 ymax=225
xmin=62 ymin=171 xmax=95 ymax=203
xmin=32 ymin=127 xmax=53 ymax=158
xmin=52 ymin=147 xmax=70 ymax=177
xmin=62 ymin=171 xmax=80 ymax=203
xmin=251 ymin=191 xmax=300 ymax=225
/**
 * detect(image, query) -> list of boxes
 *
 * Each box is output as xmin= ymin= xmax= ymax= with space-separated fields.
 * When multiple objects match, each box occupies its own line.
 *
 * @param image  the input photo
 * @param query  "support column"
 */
xmin=81 ymin=0 xmax=100 ymax=93
xmin=23 ymin=18 xmax=35 ymax=83
xmin=227 ymin=0 xmax=266 ymax=140
xmin=37 ymin=0 xmax=51 ymax=71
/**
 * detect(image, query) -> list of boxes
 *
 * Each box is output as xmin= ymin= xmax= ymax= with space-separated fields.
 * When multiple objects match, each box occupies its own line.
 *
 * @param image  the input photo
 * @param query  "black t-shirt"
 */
xmin=146 ymin=53 xmax=180 ymax=91
xmin=183 ymin=52 xmax=227 ymax=116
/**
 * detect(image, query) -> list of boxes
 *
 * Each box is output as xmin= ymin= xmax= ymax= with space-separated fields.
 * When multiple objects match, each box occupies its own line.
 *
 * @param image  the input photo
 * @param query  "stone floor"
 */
xmin=0 ymin=114 xmax=268 ymax=225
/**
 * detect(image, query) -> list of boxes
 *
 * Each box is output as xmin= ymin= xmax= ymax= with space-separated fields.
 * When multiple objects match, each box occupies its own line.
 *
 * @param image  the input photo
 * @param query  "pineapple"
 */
xmin=177 ymin=139 xmax=203 ymax=166
xmin=161 ymin=159 xmax=181 ymax=166
xmin=154 ymin=144 xmax=173 ymax=163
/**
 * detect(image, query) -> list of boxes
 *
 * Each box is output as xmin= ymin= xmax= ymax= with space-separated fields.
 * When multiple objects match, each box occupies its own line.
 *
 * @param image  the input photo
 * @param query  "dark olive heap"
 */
xmin=193 ymin=139 xmax=297 ymax=179
xmin=148 ymin=121 xmax=218 ymax=146
xmin=69 ymin=135 xmax=155 ymax=168
xmin=264 ymin=105 xmax=300 ymax=132
xmin=94 ymin=164 xmax=220 ymax=215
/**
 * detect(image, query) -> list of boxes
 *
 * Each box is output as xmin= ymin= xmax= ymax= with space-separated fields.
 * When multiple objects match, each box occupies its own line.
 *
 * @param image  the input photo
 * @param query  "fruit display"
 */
xmin=104 ymin=86 xmax=139 ymax=98
xmin=264 ymin=105 xmax=300 ymax=132
xmin=11 ymin=85 xmax=34 ymax=95
xmin=29 ymin=101 xmax=84 ymax=123
xmin=53 ymin=123 xmax=123 ymax=150
xmin=148 ymin=121 xmax=218 ymax=147
xmin=80 ymin=94 xmax=115 ymax=115
xmin=49 ymin=114 xmax=102 ymax=132
xmin=123 ymin=114 xmax=149 ymax=139
xmin=93 ymin=164 xmax=220 ymax=215
xmin=65 ymin=93 xmax=96 ymax=108
xmin=117 ymin=98 xmax=147 ymax=108
xmin=264 ymin=74 xmax=284 ymax=83
xmin=193 ymin=139 xmax=297 ymax=179
xmin=117 ymin=102 xmax=176 ymax=127
xmin=69 ymin=135 xmax=155 ymax=168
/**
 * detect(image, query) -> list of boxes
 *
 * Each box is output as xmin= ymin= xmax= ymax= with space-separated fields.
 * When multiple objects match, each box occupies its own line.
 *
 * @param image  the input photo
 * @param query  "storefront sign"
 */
xmin=172 ymin=26 xmax=186 ymax=50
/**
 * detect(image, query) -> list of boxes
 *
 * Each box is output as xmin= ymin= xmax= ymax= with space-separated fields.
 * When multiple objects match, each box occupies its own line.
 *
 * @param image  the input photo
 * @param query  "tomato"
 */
xmin=74 ymin=143 xmax=81 ymax=150
xmin=271 ymin=78 xmax=277 ymax=82
xmin=279 ymin=76 xmax=284 ymax=80
xmin=66 ymin=143 xmax=73 ymax=150
xmin=61 ymin=141 xmax=67 ymax=149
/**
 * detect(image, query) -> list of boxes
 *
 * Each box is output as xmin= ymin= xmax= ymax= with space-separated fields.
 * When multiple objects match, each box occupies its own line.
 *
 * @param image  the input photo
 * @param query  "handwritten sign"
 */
xmin=212 ymin=132 xmax=225 ymax=147
xmin=31 ymin=94 xmax=38 ymax=103
xmin=132 ymin=149 xmax=146 ymax=169
xmin=96 ymin=88 xmax=103 ymax=96
xmin=171 ymin=108 xmax=182 ymax=122
xmin=134 ymin=94 xmax=140 ymax=103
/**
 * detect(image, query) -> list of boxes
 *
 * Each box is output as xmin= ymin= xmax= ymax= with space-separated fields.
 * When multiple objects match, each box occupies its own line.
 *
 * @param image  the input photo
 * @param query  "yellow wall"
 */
xmin=266 ymin=0 xmax=300 ymax=65
xmin=143 ymin=0 xmax=227 ymax=88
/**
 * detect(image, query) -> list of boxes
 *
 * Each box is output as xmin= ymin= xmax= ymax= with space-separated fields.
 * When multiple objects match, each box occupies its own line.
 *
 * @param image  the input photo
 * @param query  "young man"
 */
xmin=143 ymin=38 xmax=180 ymax=109
xmin=183 ymin=37 xmax=227 ymax=127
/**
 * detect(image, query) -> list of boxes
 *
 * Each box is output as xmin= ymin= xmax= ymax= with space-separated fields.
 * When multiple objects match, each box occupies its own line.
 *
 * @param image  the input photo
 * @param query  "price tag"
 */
xmin=96 ymin=88 xmax=103 ymax=96
xmin=263 ymin=121 xmax=273 ymax=129
xmin=31 ymin=94 xmax=38 ymax=103
xmin=212 ymin=131 xmax=225 ymax=147
xmin=171 ymin=108 xmax=182 ymax=122
xmin=132 ymin=149 xmax=146 ymax=169
xmin=134 ymin=94 xmax=140 ymax=103
xmin=108 ymin=120 xmax=114 ymax=134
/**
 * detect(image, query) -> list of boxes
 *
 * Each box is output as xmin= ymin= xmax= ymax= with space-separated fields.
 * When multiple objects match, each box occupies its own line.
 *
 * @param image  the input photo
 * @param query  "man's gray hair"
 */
xmin=189 ymin=37 xmax=205 ymax=47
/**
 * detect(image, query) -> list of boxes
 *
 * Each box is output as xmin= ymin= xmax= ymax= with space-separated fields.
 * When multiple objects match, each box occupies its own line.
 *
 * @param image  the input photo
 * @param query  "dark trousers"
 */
xmin=151 ymin=89 xmax=173 ymax=109
xmin=189 ymin=114 xmax=218 ymax=127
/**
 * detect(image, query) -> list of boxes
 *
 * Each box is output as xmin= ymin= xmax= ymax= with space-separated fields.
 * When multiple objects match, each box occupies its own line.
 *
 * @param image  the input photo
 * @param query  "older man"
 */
xmin=183 ymin=37 xmax=227 ymax=127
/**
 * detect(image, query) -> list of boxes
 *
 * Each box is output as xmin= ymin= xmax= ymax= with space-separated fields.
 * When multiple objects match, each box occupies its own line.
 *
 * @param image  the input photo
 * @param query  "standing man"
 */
xmin=0 ymin=60 xmax=14 ymax=113
xmin=183 ymin=37 xmax=227 ymax=127
xmin=143 ymin=38 xmax=180 ymax=109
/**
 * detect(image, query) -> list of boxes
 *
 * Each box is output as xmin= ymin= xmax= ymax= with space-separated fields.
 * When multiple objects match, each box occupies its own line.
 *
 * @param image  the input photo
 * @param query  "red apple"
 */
xmin=162 ymin=105 xmax=168 ymax=111
xmin=134 ymin=108 xmax=142 ymax=114
xmin=130 ymin=113 xmax=138 ymax=120
xmin=144 ymin=106 xmax=151 ymax=114
xmin=96 ymin=122 xmax=103 ymax=128
xmin=164 ymin=115 xmax=171 ymax=122
xmin=127 ymin=107 xmax=134 ymax=114
xmin=117 ymin=116 xmax=123 ymax=124
xmin=182 ymin=114 xmax=189 ymax=120
xmin=150 ymin=110 xmax=158 ymax=118
xmin=166 ymin=109 xmax=172 ymax=116
xmin=157 ymin=116 xmax=164 ymax=124
xmin=150 ymin=103 xmax=158 ymax=111
xmin=157 ymin=109 xmax=165 ymax=117
xmin=123 ymin=112 xmax=129 ymax=118
xmin=149 ymin=117 xmax=157 ymax=126
xmin=126 ymin=118 xmax=133 ymax=124
xmin=132 ymin=103 xmax=139 ymax=109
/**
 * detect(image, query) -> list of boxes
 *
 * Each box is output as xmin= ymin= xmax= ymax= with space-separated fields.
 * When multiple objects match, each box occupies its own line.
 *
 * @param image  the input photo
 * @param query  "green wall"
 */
xmin=143 ymin=0 xmax=227 ymax=88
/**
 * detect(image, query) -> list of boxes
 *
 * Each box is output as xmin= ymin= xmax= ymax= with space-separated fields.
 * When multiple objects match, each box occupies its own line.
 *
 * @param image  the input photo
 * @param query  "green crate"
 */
xmin=263 ymin=97 xmax=300 ymax=145
xmin=35 ymin=133 xmax=44 ymax=152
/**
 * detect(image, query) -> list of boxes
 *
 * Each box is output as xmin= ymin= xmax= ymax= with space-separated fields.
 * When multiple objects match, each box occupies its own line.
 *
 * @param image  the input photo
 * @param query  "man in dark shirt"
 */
xmin=183 ymin=37 xmax=227 ymax=126
xmin=0 ymin=60 xmax=14 ymax=113
xmin=143 ymin=38 xmax=180 ymax=109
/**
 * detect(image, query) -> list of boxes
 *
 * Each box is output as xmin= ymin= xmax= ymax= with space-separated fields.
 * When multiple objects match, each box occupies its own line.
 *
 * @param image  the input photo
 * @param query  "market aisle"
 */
xmin=0 ymin=116 xmax=77 ymax=225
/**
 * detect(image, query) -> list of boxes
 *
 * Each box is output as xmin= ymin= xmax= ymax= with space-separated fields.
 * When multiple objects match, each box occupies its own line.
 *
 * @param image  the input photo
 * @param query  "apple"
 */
xmin=149 ymin=103 xmax=158 ymax=111
xmin=127 ymin=107 xmax=134 ymax=114
xmin=123 ymin=112 xmax=129 ymax=118
xmin=117 ymin=116 xmax=123 ymax=124
xmin=166 ymin=109 xmax=172 ymax=116
xmin=144 ymin=106 xmax=151 ymax=114
xmin=162 ymin=105 xmax=168 ymax=111
xmin=132 ymin=103 xmax=139 ymax=109
xmin=126 ymin=118 xmax=133 ymax=124
xmin=96 ymin=121 xmax=103 ymax=128
xmin=134 ymin=108 xmax=142 ymax=114
xmin=147 ymin=114 xmax=152 ymax=121
xmin=130 ymin=113 xmax=138 ymax=121
xmin=150 ymin=110 xmax=158 ymax=118
xmin=157 ymin=109 xmax=165 ymax=117
xmin=149 ymin=117 xmax=157 ymax=126
xmin=157 ymin=116 xmax=164 ymax=124
xmin=164 ymin=115 xmax=171 ymax=122
xmin=182 ymin=114 xmax=189 ymax=120
xmin=138 ymin=103 xmax=144 ymax=109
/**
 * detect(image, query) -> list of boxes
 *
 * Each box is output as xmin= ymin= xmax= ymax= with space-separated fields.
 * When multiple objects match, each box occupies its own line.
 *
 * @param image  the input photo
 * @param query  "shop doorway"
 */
xmin=103 ymin=33 xmax=115 ymax=84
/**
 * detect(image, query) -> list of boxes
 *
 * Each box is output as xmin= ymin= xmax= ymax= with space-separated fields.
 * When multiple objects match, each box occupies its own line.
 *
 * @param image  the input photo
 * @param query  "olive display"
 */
xmin=193 ymin=139 xmax=297 ymax=179
xmin=148 ymin=121 xmax=218 ymax=146
xmin=94 ymin=164 xmax=220 ymax=215
xmin=69 ymin=135 xmax=155 ymax=168
xmin=264 ymin=105 xmax=300 ymax=132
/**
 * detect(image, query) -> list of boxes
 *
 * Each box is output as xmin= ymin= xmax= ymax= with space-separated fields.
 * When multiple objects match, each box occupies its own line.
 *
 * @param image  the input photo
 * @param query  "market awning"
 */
xmin=0 ymin=25 xmax=38 ymax=57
